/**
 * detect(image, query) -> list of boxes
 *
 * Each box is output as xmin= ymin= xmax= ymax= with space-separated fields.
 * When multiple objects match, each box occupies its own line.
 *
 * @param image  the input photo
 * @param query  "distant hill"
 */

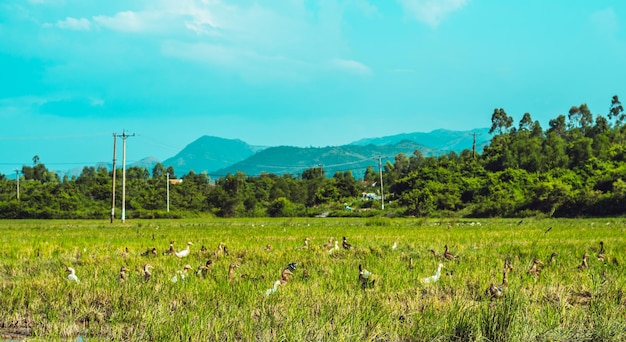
xmin=163 ymin=136 xmax=263 ymax=176
xmin=49 ymin=128 xmax=493 ymax=179
xmin=210 ymin=128 xmax=493 ymax=179
xmin=350 ymin=128 xmax=492 ymax=153
xmin=212 ymin=140 xmax=440 ymax=179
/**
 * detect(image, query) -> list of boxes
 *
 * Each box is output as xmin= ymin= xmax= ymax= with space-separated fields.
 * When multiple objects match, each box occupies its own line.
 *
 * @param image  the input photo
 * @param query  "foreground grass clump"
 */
xmin=0 ymin=218 xmax=625 ymax=341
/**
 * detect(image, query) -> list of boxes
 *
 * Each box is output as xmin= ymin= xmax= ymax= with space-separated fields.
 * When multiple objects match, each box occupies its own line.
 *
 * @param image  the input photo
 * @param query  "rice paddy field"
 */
xmin=0 ymin=217 xmax=624 ymax=341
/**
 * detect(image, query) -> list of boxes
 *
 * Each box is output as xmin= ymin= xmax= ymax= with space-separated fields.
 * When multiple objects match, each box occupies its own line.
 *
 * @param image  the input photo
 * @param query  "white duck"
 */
xmin=392 ymin=241 xmax=398 ymax=250
xmin=66 ymin=267 xmax=80 ymax=283
xmin=296 ymin=238 xmax=310 ymax=250
xmin=422 ymin=263 xmax=444 ymax=284
xmin=329 ymin=240 xmax=340 ymax=255
xmin=171 ymin=264 xmax=192 ymax=282
xmin=175 ymin=242 xmax=193 ymax=258
xmin=265 ymin=280 xmax=282 ymax=296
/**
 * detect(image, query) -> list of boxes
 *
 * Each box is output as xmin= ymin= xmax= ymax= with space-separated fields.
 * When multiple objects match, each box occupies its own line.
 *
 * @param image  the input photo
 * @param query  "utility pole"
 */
xmin=15 ymin=169 xmax=19 ymax=200
xmin=120 ymin=130 xmax=135 ymax=223
xmin=378 ymin=157 xmax=384 ymax=210
xmin=166 ymin=172 xmax=170 ymax=213
xmin=111 ymin=133 xmax=117 ymax=223
xmin=319 ymin=164 xmax=324 ymax=178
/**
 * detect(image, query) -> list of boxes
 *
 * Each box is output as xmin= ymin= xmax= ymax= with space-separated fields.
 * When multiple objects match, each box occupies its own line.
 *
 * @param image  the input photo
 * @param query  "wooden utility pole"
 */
xmin=378 ymin=157 xmax=384 ymax=210
xmin=15 ymin=169 xmax=20 ymax=200
xmin=111 ymin=133 xmax=117 ymax=223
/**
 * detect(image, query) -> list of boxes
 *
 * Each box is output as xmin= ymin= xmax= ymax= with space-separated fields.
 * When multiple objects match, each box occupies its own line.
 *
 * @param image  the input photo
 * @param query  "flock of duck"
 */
xmin=486 ymin=241 xmax=614 ymax=300
xmin=63 ymin=236 xmax=615 ymax=300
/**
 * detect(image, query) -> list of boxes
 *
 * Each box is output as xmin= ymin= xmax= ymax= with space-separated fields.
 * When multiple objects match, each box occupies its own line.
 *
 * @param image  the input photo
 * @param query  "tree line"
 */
xmin=1 ymin=95 xmax=625 ymax=219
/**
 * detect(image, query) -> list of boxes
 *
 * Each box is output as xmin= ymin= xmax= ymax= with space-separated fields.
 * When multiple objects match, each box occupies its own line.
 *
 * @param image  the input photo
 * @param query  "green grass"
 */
xmin=0 ymin=218 xmax=625 ymax=341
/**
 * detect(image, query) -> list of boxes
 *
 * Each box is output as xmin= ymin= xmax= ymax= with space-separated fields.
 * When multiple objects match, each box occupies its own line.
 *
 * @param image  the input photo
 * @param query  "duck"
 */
xmin=329 ymin=240 xmax=340 ymax=255
xmin=597 ymin=241 xmax=605 ymax=262
xmin=175 ymin=242 xmax=192 ymax=258
xmin=296 ymin=238 xmax=310 ymax=250
xmin=213 ymin=242 xmax=225 ymax=259
xmin=408 ymin=257 xmax=414 ymax=269
xmin=391 ymin=241 xmax=398 ymax=251
xmin=281 ymin=268 xmax=294 ymax=285
xmin=577 ymin=253 xmax=589 ymax=270
xmin=143 ymin=264 xmax=153 ymax=281
xmin=502 ymin=260 xmax=513 ymax=287
xmin=265 ymin=280 xmax=283 ymax=296
xmin=141 ymin=247 xmax=157 ymax=257
xmin=228 ymin=263 xmax=240 ymax=282
xmin=488 ymin=262 xmax=511 ymax=299
xmin=263 ymin=244 xmax=272 ymax=251
xmin=488 ymin=283 xmax=504 ymax=299
xmin=163 ymin=241 xmax=175 ymax=256
xmin=422 ymin=263 xmax=444 ymax=284
xmin=358 ymin=264 xmax=375 ymax=290
xmin=119 ymin=266 xmax=128 ymax=282
xmin=342 ymin=237 xmax=352 ymax=250
xmin=527 ymin=259 xmax=543 ymax=279
xmin=66 ymin=267 xmax=80 ymax=283
xmin=197 ymin=260 xmax=213 ymax=277
xmin=286 ymin=262 xmax=297 ymax=272
xmin=171 ymin=264 xmax=192 ymax=282
xmin=443 ymin=245 xmax=456 ymax=260
xmin=323 ymin=237 xmax=334 ymax=249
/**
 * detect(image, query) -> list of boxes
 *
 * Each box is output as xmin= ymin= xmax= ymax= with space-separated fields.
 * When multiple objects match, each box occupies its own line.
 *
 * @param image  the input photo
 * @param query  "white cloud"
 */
xmin=55 ymin=17 xmax=91 ymax=31
xmin=330 ymin=58 xmax=372 ymax=76
xmin=92 ymin=11 xmax=145 ymax=32
xmin=161 ymin=40 xmax=313 ymax=83
xmin=398 ymin=0 xmax=468 ymax=28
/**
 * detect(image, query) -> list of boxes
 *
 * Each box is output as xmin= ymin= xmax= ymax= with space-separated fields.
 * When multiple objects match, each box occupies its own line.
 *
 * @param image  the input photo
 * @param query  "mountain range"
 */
xmin=157 ymin=128 xmax=492 ymax=179
xmin=56 ymin=128 xmax=491 ymax=179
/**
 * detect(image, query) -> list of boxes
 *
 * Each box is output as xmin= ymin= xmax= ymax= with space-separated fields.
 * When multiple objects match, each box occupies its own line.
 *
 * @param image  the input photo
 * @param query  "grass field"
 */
xmin=0 ymin=217 xmax=624 ymax=341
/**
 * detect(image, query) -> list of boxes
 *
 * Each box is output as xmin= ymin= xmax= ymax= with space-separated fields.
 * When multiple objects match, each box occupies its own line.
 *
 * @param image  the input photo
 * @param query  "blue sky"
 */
xmin=1 ymin=0 xmax=626 ymax=175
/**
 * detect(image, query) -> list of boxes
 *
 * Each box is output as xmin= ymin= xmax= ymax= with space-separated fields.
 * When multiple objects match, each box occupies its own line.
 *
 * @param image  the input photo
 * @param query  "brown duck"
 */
xmin=228 ymin=263 xmax=240 ymax=282
xmin=143 ymin=264 xmax=153 ymax=281
xmin=163 ymin=241 xmax=175 ymax=256
xmin=527 ymin=259 xmax=543 ymax=279
xmin=358 ymin=264 xmax=375 ymax=290
xmin=119 ymin=266 xmax=128 ymax=282
xmin=597 ymin=241 xmax=605 ymax=262
xmin=443 ymin=245 xmax=456 ymax=260
xmin=197 ymin=259 xmax=213 ymax=277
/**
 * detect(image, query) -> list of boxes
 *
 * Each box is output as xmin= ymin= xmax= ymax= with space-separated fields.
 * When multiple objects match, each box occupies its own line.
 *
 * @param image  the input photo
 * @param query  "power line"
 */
xmin=0 ymin=133 xmax=110 ymax=141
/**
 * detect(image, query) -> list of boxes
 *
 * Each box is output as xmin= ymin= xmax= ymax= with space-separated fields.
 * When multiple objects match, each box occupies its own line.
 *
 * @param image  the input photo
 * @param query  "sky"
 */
xmin=1 ymin=0 xmax=626 ymax=176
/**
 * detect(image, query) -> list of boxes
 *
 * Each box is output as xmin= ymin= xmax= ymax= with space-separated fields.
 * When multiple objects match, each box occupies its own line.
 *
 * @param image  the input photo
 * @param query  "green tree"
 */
xmin=489 ymin=108 xmax=513 ymax=135
xmin=608 ymin=95 xmax=624 ymax=127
